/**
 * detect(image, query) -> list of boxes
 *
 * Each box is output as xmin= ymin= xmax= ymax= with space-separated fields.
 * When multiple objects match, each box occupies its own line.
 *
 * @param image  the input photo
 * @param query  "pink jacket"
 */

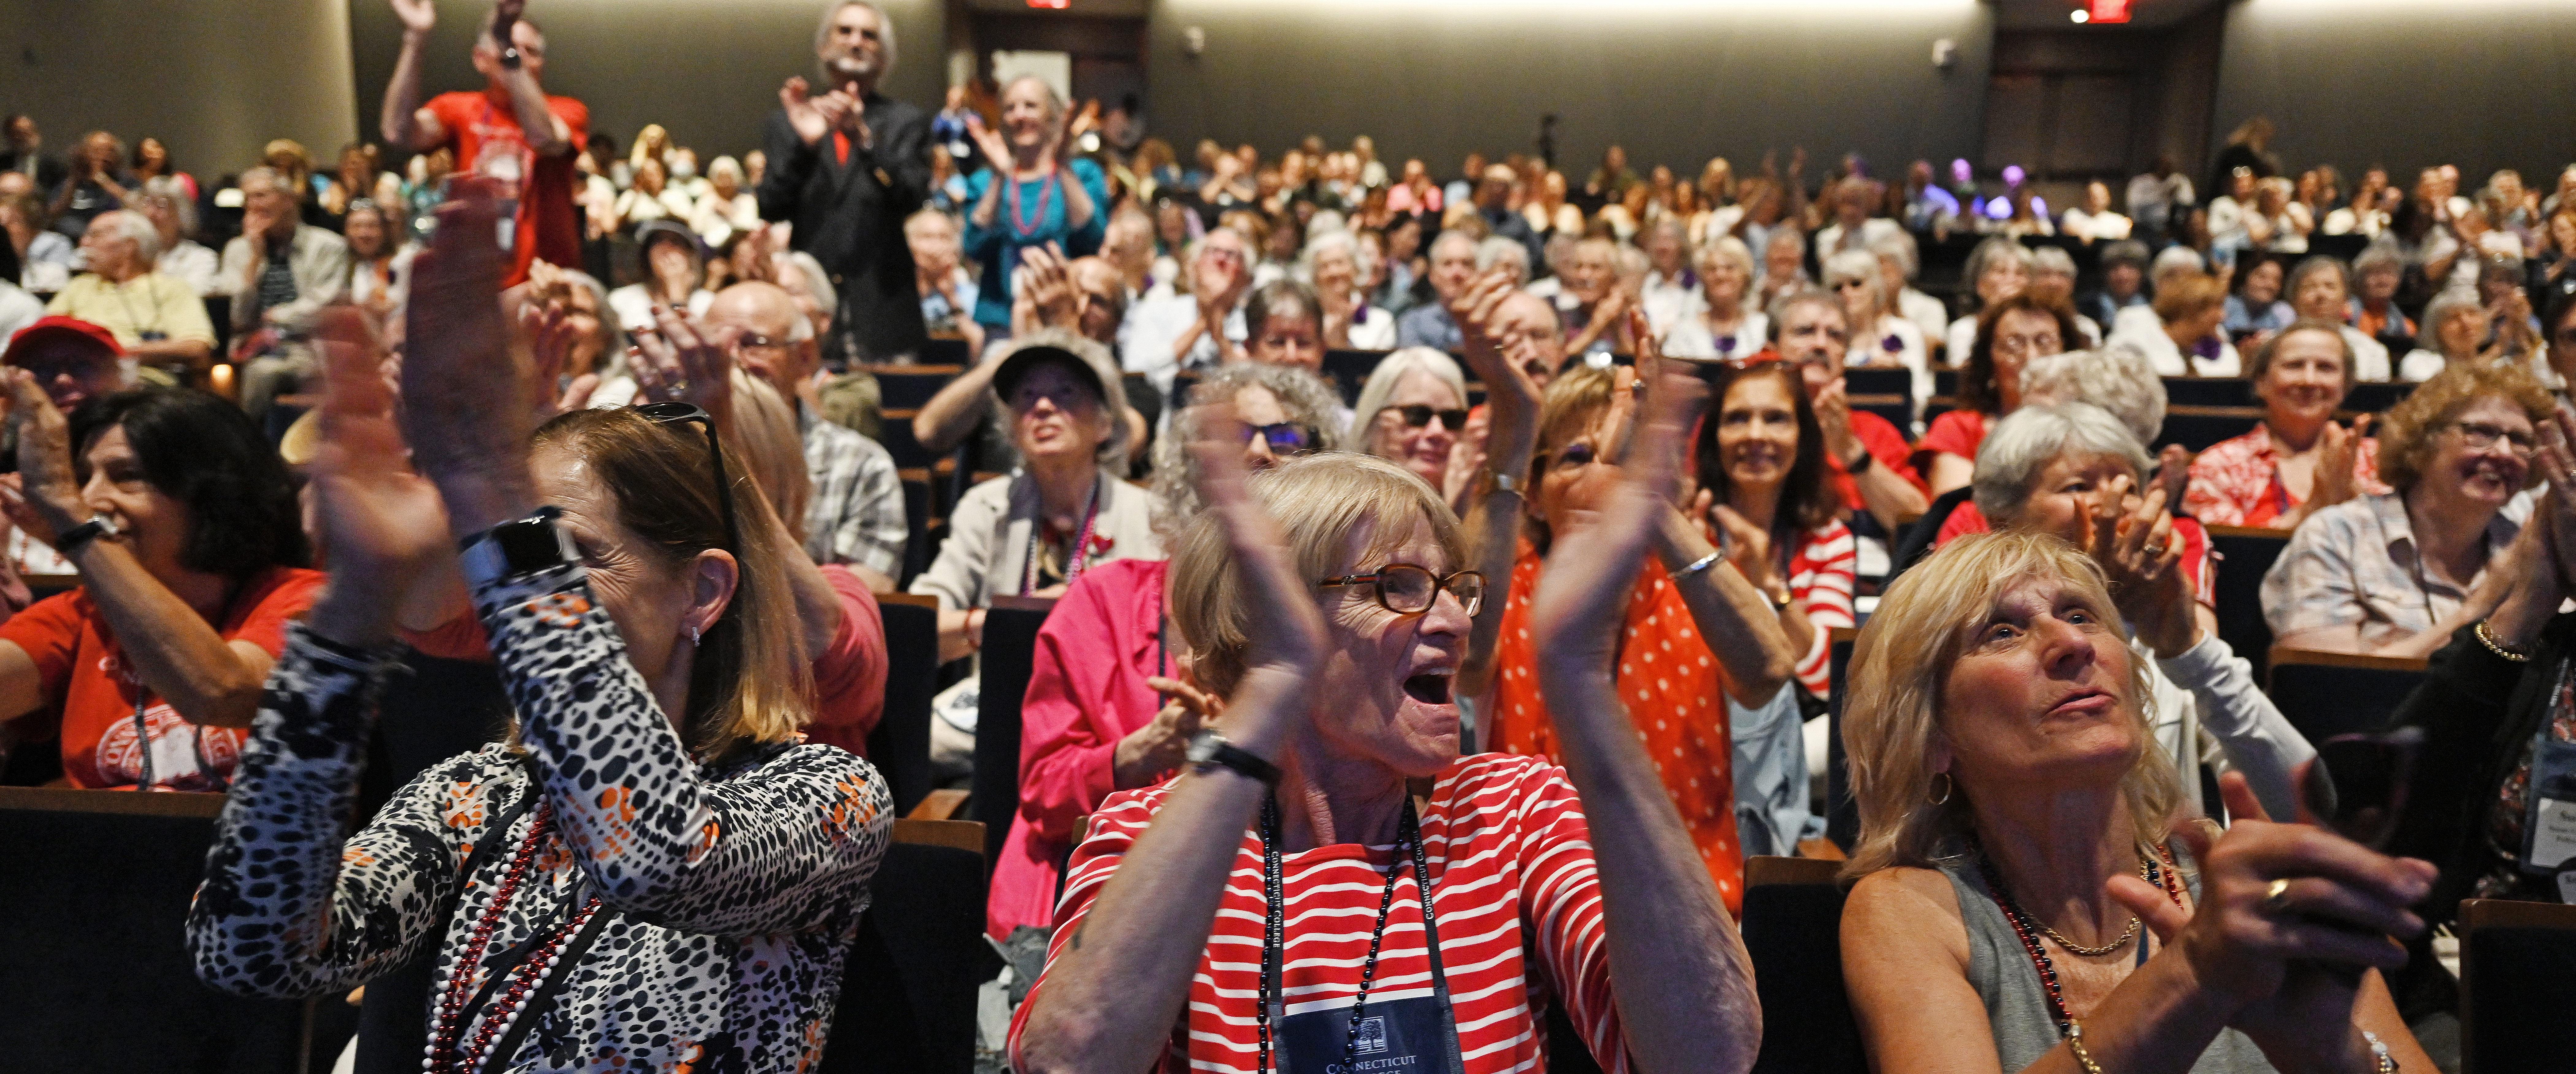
xmin=987 ymin=558 xmax=1172 ymax=939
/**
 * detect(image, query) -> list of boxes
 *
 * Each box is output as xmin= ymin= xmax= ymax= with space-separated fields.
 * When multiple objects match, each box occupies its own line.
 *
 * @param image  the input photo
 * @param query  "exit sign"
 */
xmin=2089 ymin=0 xmax=2130 ymax=22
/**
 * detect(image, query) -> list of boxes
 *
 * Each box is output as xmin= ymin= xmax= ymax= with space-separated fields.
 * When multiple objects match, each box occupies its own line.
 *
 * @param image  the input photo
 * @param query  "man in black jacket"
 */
xmin=1 ymin=116 xmax=67 ymax=196
xmin=759 ymin=0 xmax=930 ymax=366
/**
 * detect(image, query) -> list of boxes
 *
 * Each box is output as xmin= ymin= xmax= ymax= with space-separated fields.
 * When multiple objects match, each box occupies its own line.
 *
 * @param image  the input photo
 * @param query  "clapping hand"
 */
xmin=1529 ymin=365 xmax=1705 ymax=672
xmin=1181 ymin=398 xmax=1328 ymax=756
xmin=964 ymin=114 xmax=1015 ymax=175
xmin=628 ymin=304 xmax=736 ymax=428
xmin=0 ymin=370 xmax=83 ymax=544
xmin=306 ymin=305 xmax=453 ymax=646
xmin=401 ymin=178 xmax=536 ymax=538
xmin=780 ymin=78 xmax=863 ymax=148
xmin=2081 ymin=474 xmax=2192 ymax=657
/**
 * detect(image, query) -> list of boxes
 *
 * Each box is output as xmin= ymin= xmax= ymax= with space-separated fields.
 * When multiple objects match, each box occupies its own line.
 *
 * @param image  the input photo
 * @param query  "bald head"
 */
xmin=707 ymin=281 xmax=811 ymax=393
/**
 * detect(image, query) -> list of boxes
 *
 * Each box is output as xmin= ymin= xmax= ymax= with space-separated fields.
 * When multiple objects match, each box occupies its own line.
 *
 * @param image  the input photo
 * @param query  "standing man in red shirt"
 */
xmin=380 ymin=0 xmax=587 ymax=287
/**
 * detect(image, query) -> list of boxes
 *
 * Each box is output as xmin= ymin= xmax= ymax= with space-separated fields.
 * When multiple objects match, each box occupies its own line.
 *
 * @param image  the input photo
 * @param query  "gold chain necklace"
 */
xmin=2031 ymin=852 xmax=2154 ymax=958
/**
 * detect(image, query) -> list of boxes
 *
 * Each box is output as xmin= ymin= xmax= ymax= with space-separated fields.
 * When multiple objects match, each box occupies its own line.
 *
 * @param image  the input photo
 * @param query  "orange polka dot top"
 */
xmin=1489 ymin=550 xmax=1744 ymax=915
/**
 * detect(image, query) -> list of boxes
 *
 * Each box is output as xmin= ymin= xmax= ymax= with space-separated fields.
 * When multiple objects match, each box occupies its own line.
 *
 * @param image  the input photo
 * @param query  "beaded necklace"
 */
xmin=424 ymin=804 xmax=607 ymax=1074
xmin=1976 ymin=842 xmax=2184 ymax=1038
xmin=1006 ymin=165 xmax=1059 ymax=239
xmin=1254 ymin=796 xmax=1447 ymax=1074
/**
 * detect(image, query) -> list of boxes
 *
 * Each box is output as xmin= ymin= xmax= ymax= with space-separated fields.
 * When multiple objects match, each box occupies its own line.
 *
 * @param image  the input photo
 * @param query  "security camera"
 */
xmin=1932 ymin=38 xmax=1957 ymax=70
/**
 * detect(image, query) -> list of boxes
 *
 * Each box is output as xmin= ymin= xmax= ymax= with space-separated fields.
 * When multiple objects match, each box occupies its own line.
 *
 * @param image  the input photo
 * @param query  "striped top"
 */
xmin=1006 ymin=753 xmax=1628 ymax=1074
xmin=1785 ymin=521 xmax=1858 ymax=699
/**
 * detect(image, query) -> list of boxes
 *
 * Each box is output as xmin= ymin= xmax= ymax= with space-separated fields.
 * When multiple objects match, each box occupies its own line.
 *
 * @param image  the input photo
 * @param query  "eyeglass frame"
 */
xmin=632 ymin=401 xmax=745 ymax=556
xmin=1378 ymin=403 xmax=1469 ymax=431
xmin=1318 ymin=563 xmax=1487 ymax=617
xmin=1237 ymin=421 xmax=1323 ymax=455
xmin=2445 ymin=419 xmax=2538 ymax=457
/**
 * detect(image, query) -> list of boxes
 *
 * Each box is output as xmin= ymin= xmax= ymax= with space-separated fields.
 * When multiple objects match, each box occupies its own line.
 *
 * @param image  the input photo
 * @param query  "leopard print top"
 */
xmin=189 ymin=561 xmax=892 ymax=1073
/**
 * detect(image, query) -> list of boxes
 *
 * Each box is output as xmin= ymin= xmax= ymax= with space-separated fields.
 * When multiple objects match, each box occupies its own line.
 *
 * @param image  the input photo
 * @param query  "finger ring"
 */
xmin=2144 ymin=543 xmax=2167 ymax=556
xmin=669 ymin=379 xmax=688 ymax=397
xmin=2261 ymin=878 xmax=2292 ymax=914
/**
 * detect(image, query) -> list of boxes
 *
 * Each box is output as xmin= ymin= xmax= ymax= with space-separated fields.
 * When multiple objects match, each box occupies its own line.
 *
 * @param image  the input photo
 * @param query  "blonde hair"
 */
xmin=1840 ymin=531 xmax=2181 ymax=881
xmin=533 ymin=408 xmax=813 ymax=760
xmin=1524 ymin=364 xmax=1622 ymax=553
xmin=1167 ymin=453 xmax=1464 ymax=699
xmin=726 ymin=370 xmax=813 ymax=546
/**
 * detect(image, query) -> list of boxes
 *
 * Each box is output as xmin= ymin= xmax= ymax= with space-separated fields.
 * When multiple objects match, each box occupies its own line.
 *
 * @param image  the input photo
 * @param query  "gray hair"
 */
xmin=2420 ymin=291 xmax=2485 ymax=353
xmin=1971 ymin=402 xmax=2155 ymax=525
xmin=1300 ymin=228 xmax=1359 ymax=281
xmin=1348 ymin=346 xmax=1468 ymax=452
xmin=141 ymin=175 xmax=195 ymax=238
xmin=1696 ymin=235 xmax=1756 ymax=281
xmin=1963 ymin=237 xmax=2034 ymax=297
xmin=91 ymin=209 xmax=162 ymax=261
xmin=2352 ymin=243 xmax=2404 ymax=279
xmin=1475 ymin=236 xmax=1529 ymax=284
xmin=1768 ymin=287 xmax=1847 ymax=342
xmin=2286 ymin=255 xmax=2351 ymax=302
xmin=814 ymin=0 xmax=898 ymax=80
xmin=1765 ymin=227 xmax=1807 ymax=260
xmin=2030 ymin=245 xmax=2077 ymax=278
xmin=1150 ymin=363 xmax=1347 ymax=535
xmin=782 ymin=250 xmax=840 ymax=330
xmin=2100 ymin=240 xmax=2150 ymax=272
xmin=1868 ymin=229 xmax=1920 ymax=279
xmin=238 ymin=165 xmax=301 ymax=204
xmin=1823 ymin=248 xmax=1888 ymax=311
xmin=2149 ymin=245 xmax=2206 ymax=283
xmin=1428 ymin=229 xmax=1479 ymax=262
xmin=2018 ymin=342 xmax=2167 ymax=448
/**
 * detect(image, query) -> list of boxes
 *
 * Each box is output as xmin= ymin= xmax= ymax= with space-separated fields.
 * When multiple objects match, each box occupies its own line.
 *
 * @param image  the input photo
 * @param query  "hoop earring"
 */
xmin=1927 ymin=771 xmax=1954 ymax=806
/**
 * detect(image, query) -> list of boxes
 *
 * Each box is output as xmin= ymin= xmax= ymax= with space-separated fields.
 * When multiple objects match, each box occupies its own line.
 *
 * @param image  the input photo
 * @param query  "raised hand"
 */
xmin=2310 ymin=416 xmax=2366 ymax=512
xmin=489 ymin=0 xmax=525 ymax=48
xmin=629 ymin=304 xmax=737 ymax=427
xmin=1810 ymin=377 xmax=1866 ymax=466
xmin=964 ymin=114 xmax=1015 ymax=175
xmin=402 ymin=178 xmax=536 ymax=537
xmin=1016 ymin=244 xmax=1077 ymax=331
xmin=2086 ymin=476 xmax=2194 ymax=656
xmin=1182 ymin=398 xmax=1327 ymax=755
xmin=308 ymin=306 xmax=452 ymax=634
xmin=1529 ymin=366 xmax=1705 ymax=668
xmin=0 ymin=370 xmax=82 ymax=542
xmin=1710 ymin=504 xmax=1780 ymax=599
xmin=2535 ymin=404 xmax=2576 ymax=585
xmin=780 ymin=77 xmax=830 ymax=146
xmin=389 ymin=0 xmax=436 ymax=33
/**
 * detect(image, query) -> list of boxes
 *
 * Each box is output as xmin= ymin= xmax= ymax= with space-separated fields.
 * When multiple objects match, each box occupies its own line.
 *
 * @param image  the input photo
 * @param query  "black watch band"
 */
xmin=458 ymin=506 xmax=577 ymax=583
xmin=1188 ymin=730 xmax=1281 ymax=786
xmin=52 ymin=515 xmax=118 ymax=555
xmin=1845 ymin=447 xmax=1875 ymax=475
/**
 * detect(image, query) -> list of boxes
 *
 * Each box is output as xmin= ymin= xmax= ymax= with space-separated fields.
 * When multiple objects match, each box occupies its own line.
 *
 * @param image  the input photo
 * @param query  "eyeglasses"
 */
xmin=634 ymin=402 xmax=743 ymax=555
xmin=732 ymin=333 xmax=791 ymax=353
xmin=1238 ymin=422 xmax=1321 ymax=455
xmin=1382 ymin=405 xmax=1467 ymax=430
xmin=1829 ymin=278 xmax=1871 ymax=291
xmin=1319 ymin=564 xmax=1486 ymax=617
xmin=2448 ymin=420 xmax=2538 ymax=456
xmin=1993 ymin=331 xmax=2062 ymax=355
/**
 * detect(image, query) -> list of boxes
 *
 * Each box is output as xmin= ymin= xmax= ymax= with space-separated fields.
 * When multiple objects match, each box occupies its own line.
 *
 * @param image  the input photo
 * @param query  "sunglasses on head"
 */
xmin=1383 ymin=404 xmax=1467 ymax=430
xmin=633 ymin=401 xmax=743 ymax=556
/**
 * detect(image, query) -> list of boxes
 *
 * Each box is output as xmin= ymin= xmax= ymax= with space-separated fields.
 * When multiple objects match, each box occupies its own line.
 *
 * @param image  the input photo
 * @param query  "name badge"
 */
xmin=1273 ymin=993 xmax=1461 ymax=1074
xmin=2521 ymin=737 xmax=2576 ymax=876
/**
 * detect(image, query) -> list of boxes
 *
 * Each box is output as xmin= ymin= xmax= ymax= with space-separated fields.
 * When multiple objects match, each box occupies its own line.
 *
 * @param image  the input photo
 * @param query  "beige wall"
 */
xmin=0 ymin=0 xmax=357 ymax=175
xmin=1143 ymin=0 xmax=1996 ymax=178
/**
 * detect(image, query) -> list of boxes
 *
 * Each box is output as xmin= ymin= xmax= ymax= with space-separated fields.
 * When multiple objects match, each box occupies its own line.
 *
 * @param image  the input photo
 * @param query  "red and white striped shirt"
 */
xmin=1786 ymin=521 xmax=1857 ymax=698
xmin=1006 ymin=753 xmax=1630 ymax=1074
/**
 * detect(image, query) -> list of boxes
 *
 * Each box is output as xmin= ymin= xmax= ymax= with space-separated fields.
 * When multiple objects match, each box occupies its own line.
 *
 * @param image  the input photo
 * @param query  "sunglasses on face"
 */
xmin=1382 ymin=404 xmax=1467 ymax=430
xmin=1319 ymin=563 xmax=1487 ymax=617
xmin=1238 ymin=422 xmax=1321 ymax=455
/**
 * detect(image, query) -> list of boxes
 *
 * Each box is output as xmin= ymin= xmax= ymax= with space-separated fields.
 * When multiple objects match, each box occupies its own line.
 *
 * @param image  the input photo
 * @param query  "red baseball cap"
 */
xmin=5 ymin=316 xmax=123 ymax=364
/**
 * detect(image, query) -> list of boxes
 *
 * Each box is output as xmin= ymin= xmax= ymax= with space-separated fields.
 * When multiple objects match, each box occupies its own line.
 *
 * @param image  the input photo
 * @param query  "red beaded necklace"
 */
xmin=424 ymin=804 xmax=607 ymax=1074
xmin=1977 ymin=842 xmax=2184 ymax=1038
xmin=1006 ymin=164 xmax=1059 ymax=239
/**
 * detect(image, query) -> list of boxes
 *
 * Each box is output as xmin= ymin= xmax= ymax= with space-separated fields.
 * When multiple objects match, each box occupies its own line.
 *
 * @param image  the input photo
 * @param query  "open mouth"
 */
xmin=1403 ymin=673 xmax=1455 ymax=705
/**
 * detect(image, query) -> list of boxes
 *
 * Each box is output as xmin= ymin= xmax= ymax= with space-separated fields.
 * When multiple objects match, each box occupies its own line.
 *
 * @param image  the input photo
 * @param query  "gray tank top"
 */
xmin=1938 ymin=847 xmax=2279 ymax=1074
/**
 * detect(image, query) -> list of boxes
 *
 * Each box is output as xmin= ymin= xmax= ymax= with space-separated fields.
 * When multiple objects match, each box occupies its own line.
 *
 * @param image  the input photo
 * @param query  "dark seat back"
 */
xmin=817 ymin=823 xmax=991 ymax=1074
xmin=2204 ymin=526 xmax=2288 ymax=685
xmin=1321 ymin=348 xmax=1388 ymax=405
xmin=917 ymin=337 xmax=973 ymax=367
xmin=2154 ymin=406 xmax=2263 ymax=453
xmin=2160 ymin=376 xmax=2253 ymax=409
xmin=0 ymin=788 xmax=316 ymax=1073
xmin=972 ymin=598 xmax=1056 ymax=863
xmin=2459 ymin=899 xmax=2576 ymax=1074
xmin=868 ymin=364 xmax=961 ymax=412
xmin=871 ymin=595 xmax=945 ymax=817
xmin=1888 ymin=486 xmax=1975 ymax=583
xmin=1825 ymin=629 xmax=1859 ymax=851
xmin=2266 ymin=653 xmax=2431 ymax=744
xmin=2343 ymin=381 xmax=2417 ymax=414
xmin=1742 ymin=858 xmax=1866 ymax=1074
xmin=1842 ymin=368 xmax=1913 ymax=436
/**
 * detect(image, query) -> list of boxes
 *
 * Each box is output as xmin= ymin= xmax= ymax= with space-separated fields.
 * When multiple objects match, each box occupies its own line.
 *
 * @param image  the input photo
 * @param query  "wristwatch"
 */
xmin=1186 ymin=730 xmax=1281 ymax=787
xmin=458 ymin=506 xmax=577 ymax=584
xmin=1479 ymin=468 xmax=1524 ymax=499
xmin=1844 ymin=447 xmax=1875 ymax=475
xmin=499 ymin=45 xmax=523 ymax=70
xmin=52 ymin=514 xmax=120 ymax=556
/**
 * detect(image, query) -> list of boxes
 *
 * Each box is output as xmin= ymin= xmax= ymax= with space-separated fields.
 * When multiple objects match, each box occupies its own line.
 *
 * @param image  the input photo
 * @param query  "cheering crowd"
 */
xmin=6 ymin=0 xmax=2576 ymax=1071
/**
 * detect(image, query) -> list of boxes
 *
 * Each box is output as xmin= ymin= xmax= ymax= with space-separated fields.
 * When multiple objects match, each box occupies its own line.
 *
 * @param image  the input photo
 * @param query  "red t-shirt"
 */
xmin=1824 ymin=409 xmax=1926 ymax=512
xmin=0 ymin=566 xmax=324 ymax=790
xmin=423 ymin=89 xmax=589 ymax=287
xmin=803 ymin=565 xmax=887 ymax=758
xmin=1913 ymin=409 xmax=1990 ymax=472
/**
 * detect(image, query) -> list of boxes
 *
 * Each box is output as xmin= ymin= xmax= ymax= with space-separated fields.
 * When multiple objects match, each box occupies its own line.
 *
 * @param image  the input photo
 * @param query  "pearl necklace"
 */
xmin=423 ymin=805 xmax=606 ymax=1073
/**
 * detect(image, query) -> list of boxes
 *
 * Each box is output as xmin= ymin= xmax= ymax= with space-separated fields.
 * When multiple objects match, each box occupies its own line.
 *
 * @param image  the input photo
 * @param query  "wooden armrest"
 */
xmin=904 ymin=786 xmax=970 ymax=821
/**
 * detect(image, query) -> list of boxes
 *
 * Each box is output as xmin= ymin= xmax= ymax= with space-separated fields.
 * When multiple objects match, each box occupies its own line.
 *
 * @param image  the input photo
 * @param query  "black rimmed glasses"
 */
xmin=1320 ymin=564 xmax=1486 ymax=617
xmin=1237 ymin=422 xmax=1322 ymax=456
xmin=634 ymin=402 xmax=742 ymax=555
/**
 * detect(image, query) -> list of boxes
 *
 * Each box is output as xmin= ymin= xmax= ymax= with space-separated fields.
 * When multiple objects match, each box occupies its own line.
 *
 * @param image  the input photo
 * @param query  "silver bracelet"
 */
xmin=1668 ymin=551 xmax=1721 ymax=583
xmin=2361 ymin=1030 xmax=2396 ymax=1073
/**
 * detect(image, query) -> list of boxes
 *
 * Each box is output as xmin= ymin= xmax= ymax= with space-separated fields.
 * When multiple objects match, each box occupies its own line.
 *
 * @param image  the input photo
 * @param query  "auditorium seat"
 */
xmin=2204 ymin=525 xmax=2288 ymax=685
xmin=2161 ymin=377 xmax=2254 ymax=409
xmin=917 ymin=337 xmax=973 ymax=367
xmin=0 ymin=787 xmax=324 ymax=1073
xmin=2265 ymin=648 xmax=2429 ymax=744
xmin=2459 ymin=898 xmax=2576 ymax=1074
xmin=1843 ymin=367 xmax=1914 ymax=439
xmin=1933 ymin=367 xmax=1958 ymax=398
xmin=815 ymin=819 xmax=991 ymax=1074
xmin=875 ymin=408 xmax=942 ymax=471
xmin=872 ymin=592 xmax=945 ymax=818
xmin=2154 ymin=405 xmax=2262 ymax=453
xmin=1825 ymin=626 xmax=1860 ymax=851
xmin=1321 ymin=348 xmax=1387 ymax=405
xmin=868 ymin=363 xmax=961 ymax=412
xmin=2343 ymin=381 xmax=2416 ymax=414
xmin=1742 ymin=856 xmax=1866 ymax=1074
xmin=971 ymin=595 xmax=1056 ymax=863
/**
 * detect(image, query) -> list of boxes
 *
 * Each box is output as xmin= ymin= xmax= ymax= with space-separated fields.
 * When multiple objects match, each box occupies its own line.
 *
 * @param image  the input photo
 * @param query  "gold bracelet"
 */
xmin=2065 ymin=1019 xmax=2106 ymax=1074
xmin=2474 ymin=619 xmax=2533 ymax=663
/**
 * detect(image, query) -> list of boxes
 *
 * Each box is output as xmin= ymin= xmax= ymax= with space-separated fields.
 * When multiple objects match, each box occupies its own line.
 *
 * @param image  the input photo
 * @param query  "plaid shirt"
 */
xmin=2260 ymin=490 xmax=2527 ymax=646
xmin=802 ymin=405 xmax=907 ymax=577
